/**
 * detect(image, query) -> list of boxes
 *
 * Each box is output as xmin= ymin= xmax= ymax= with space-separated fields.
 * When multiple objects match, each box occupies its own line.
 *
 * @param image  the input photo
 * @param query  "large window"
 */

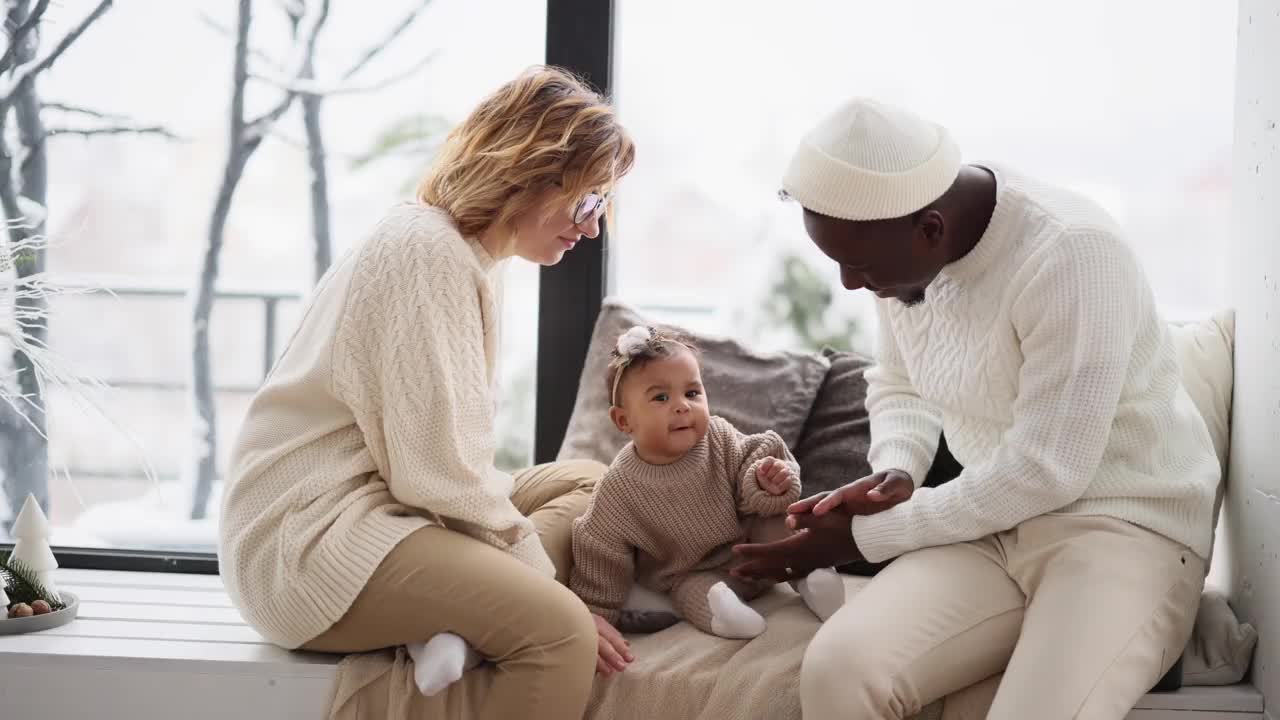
xmin=0 ymin=1 xmax=1239 ymax=568
xmin=611 ymin=0 xmax=1236 ymax=355
xmin=1 ymin=0 xmax=545 ymax=554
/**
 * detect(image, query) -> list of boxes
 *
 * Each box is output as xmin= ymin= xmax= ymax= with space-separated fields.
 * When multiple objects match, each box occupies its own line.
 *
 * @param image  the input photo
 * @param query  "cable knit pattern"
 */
xmin=570 ymin=416 xmax=800 ymax=623
xmin=218 ymin=203 xmax=551 ymax=650
xmin=854 ymin=166 xmax=1220 ymax=563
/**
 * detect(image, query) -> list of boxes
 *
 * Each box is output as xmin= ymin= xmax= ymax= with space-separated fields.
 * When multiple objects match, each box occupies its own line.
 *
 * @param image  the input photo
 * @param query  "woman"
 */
xmin=218 ymin=66 xmax=636 ymax=720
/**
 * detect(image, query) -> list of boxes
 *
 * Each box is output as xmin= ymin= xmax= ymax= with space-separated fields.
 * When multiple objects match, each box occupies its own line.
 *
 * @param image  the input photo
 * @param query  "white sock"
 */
xmin=793 ymin=567 xmax=845 ymax=622
xmin=707 ymin=581 xmax=766 ymax=639
xmin=406 ymin=633 xmax=481 ymax=696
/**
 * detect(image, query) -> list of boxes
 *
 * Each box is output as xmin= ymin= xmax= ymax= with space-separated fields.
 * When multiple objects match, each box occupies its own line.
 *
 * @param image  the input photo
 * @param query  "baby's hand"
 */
xmin=757 ymin=457 xmax=796 ymax=496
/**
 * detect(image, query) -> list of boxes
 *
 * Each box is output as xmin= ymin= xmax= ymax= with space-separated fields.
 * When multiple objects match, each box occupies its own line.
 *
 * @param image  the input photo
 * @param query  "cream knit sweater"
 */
xmin=218 ymin=203 xmax=553 ymax=649
xmin=854 ymin=166 xmax=1220 ymax=563
xmin=570 ymin=416 xmax=800 ymax=623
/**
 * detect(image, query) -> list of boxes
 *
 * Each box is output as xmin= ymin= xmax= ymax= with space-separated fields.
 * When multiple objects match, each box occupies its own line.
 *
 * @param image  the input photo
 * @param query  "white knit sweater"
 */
xmin=218 ymin=203 xmax=553 ymax=649
xmin=854 ymin=166 xmax=1220 ymax=563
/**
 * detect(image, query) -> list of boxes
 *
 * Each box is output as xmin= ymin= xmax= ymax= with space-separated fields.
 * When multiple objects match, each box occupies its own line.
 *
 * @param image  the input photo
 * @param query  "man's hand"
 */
xmin=730 ymin=507 xmax=862 ymax=582
xmin=757 ymin=457 xmax=797 ymax=496
xmin=787 ymin=469 xmax=914 ymax=525
xmin=592 ymin=613 xmax=633 ymax=676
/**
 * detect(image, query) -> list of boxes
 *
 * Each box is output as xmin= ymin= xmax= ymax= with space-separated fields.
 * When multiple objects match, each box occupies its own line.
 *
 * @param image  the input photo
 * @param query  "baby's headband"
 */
xmin=610 ymin=325 xmax=653 ymax=407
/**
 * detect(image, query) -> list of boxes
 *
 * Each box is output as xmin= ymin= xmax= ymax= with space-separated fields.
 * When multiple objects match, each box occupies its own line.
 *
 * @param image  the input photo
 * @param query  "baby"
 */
xmin=569 ymin=325 xmax=844 ymax=640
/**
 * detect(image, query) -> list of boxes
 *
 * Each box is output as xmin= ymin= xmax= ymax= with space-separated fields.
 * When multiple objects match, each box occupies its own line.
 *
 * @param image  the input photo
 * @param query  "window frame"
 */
xmin=1 ymin=0 xmax=615 ymax=576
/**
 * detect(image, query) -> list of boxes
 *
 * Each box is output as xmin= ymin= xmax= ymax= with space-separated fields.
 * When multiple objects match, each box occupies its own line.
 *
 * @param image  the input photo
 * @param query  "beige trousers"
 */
xmin=304 ymin=459 xmax=606 ymax=720
xmin=801 ymin=514 xmax=1205 ymax=720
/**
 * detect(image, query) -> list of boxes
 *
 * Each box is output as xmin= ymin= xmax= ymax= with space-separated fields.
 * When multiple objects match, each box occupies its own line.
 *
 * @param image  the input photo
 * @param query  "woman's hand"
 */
xmin=787 ymin=469 xmax=915 ymax=523
xmin=757 ymin=457 xmax=797 ymax=496
xmin=592 ymin=613 xmax=633 ymax=676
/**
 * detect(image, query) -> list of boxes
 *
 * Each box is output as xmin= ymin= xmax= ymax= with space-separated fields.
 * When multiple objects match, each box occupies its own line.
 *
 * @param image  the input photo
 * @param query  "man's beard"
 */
xmin=900 ymin=288 xmax=927 ymax=307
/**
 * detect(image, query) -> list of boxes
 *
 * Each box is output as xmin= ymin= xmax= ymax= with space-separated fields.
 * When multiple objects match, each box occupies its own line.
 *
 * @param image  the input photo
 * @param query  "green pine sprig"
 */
xmin=0 ymin=551 xmax=66 ymax=611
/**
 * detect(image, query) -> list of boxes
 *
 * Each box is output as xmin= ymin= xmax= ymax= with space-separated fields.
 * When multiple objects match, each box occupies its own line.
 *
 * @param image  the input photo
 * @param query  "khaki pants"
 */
xmin=304 ymin=459 xmax=607 ymax=720
xmin=801 ymin=514 xmax=1205 ymax=720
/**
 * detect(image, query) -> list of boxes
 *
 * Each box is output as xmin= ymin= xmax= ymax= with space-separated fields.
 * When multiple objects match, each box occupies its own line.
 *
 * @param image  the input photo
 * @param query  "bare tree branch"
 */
xmin=242 ymin=0 xmax=328 ymax=141
xmin=197 ymin=11 xmax=284 ymax=72
xmin=0 ymin=0 xmax=51 ymax=72
xmin=0 ymin=0 xmax=112 ymax=105
xmin=250 ymin=48 xmax=436 ymax=97
xmin=46 ymin=124 xmax=181 ymax=140
xmin=242 ymin=92 xmax=296 ymax=145
xmin=40 ymin=101 xmax=128 ymax=121
xmin=340 ymin=0 xmax=433 ymax=81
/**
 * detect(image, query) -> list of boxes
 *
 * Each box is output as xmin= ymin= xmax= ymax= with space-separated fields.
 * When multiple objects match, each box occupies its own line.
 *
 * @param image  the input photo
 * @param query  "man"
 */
xmin=732 ymin=98 xmax=1219 ymax=719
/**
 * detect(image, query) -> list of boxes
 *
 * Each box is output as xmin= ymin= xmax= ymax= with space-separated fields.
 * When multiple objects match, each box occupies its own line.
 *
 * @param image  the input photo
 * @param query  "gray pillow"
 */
xmin=798 ymin=348 xmax=963 ymax=577
xmin=792 ymin=348 xmax=875 ymax=497
xmin=556 ymin=298 xmax=830 ymax=466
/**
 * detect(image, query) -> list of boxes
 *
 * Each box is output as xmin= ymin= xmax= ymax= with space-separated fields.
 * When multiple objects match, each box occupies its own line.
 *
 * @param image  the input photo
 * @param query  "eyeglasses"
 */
xmin=573 ymin=192 xmax=610 ymax=226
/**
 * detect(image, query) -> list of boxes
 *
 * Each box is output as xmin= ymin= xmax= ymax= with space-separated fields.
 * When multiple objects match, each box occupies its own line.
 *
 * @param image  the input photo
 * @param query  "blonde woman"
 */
xmin=218 ymin=66 xmax=636 ymax=719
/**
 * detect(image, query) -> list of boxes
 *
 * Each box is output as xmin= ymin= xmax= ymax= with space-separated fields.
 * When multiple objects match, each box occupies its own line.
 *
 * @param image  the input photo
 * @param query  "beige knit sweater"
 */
xmin=570 ymin=416 xmax=801 ymax=623
xmin=218 ymin=203 xmax=553 ymax=650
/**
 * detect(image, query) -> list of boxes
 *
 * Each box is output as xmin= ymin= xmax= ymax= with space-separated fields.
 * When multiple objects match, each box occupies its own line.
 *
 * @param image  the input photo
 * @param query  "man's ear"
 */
xmin=609 ymin=405 xmax=631 ymax=434
xmin=916 ymin=209 xmax=946 ymax=251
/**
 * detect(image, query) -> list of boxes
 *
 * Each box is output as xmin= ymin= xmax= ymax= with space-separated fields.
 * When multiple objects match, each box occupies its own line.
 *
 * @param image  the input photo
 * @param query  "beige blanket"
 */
xmin=326 ymin=576 xmax=943 ymax=719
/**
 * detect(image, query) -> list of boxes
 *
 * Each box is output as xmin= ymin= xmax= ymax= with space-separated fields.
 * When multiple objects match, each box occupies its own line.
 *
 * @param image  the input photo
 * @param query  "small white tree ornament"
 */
xmin=8 ymin=493 xmax=58 ymax=600
xmin=0 ymin=582 xmax=9 ymax=607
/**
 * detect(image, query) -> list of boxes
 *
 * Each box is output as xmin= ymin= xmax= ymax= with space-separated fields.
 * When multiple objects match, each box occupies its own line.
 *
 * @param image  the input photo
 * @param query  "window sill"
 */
xmin=0 ymin=570 xmax=1265 ymax=719
xmin=0 ymin=568 xmax=338 ymax=719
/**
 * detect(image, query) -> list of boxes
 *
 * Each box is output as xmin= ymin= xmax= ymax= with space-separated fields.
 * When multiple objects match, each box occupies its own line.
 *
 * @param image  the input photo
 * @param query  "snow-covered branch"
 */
xmin=0 ymin=0 xmax=113 ymax=106
xmin=46 ymin=124 xmax=182 ymax=140
xmin=0 ymin=0 xmax=52 ymax=72
xmin=241 ymin=0 xmax=329 ymax=142
xmin=40 ymin=102 xmax=128 ymax=121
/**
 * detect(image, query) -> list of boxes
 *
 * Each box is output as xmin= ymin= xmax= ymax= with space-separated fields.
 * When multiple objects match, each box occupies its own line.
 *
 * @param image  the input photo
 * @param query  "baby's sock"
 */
xmin=793 ymin=567 xmax=845 ymax=622
xmin=707 ymin=581 xmax=766 ymax=639
xmin=406 ymin=632 xmax=481 ymax=696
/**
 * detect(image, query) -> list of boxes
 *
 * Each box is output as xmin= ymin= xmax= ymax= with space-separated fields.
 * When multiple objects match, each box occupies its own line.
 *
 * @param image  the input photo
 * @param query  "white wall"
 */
xmin=1226 ymin=0 xmax=1280 ymax=710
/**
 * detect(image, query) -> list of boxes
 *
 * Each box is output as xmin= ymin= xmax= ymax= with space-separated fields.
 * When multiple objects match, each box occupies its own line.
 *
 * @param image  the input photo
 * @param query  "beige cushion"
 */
xmin=1168 ymin=310 xmax=1235 ymax=477
xmin=1166 ymin=310 xmax=1235 ymax=577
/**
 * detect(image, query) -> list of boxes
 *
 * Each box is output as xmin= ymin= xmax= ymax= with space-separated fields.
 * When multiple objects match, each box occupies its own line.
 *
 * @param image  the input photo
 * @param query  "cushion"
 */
xmin=556 ymin=298 xmax=830 ymax=466
xmin=793 ymin=348 xmax=964 ymax=498
xmin=1166 ymin=310 xmax=1235 ymax=584
xmin=791 ymin=348 xmax=874 ymax=496
xmin=1182 ymin=588 xmax=1258 ymax=685
xmin=1168 ymin=310 xmax=1235 ymax=479
xmin=795 ymin=347 xmax=963 ymax=576
xmin=588 ymin=577 xmax=943 ymax=720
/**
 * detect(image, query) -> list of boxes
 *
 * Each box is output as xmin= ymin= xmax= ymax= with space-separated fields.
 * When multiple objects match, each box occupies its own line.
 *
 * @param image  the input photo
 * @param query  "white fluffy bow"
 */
xmin=616 ymin=326 xmax=651 ymax=357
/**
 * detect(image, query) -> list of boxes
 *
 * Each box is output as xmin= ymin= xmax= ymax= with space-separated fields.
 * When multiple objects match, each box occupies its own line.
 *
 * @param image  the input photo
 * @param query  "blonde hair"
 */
xmin=418 ymin=65 xmax=636 ymax=240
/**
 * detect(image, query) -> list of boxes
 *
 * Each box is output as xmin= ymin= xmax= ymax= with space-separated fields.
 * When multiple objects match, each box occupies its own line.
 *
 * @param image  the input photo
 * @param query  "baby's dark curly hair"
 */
xmin=605 ymin=325 xmax=699 ymax=407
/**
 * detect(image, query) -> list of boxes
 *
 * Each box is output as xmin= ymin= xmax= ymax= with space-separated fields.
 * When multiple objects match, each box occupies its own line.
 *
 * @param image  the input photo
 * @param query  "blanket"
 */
xmin=325 ymin=576 xmax=944 ymax=719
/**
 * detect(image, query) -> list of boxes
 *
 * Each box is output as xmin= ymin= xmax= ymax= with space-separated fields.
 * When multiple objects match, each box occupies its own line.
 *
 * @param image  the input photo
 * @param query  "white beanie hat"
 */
xmin=780 ymin=98 xmax=962 ymax=221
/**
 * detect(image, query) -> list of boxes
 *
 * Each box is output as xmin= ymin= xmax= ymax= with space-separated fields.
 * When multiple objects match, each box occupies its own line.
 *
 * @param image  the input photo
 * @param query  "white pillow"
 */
xmin=1166 ymin=309 xmax=1235 ymax=576
xmin=1167 ymin=309 xmax=1235 ymax=477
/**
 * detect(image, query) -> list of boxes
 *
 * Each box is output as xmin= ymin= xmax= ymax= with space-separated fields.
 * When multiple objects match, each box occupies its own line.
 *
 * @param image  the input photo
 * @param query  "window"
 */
xmin=2 ymin=0 xmax=545 ymax=555
xmin=611 ymin=0 xmax=1236 ymax=355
